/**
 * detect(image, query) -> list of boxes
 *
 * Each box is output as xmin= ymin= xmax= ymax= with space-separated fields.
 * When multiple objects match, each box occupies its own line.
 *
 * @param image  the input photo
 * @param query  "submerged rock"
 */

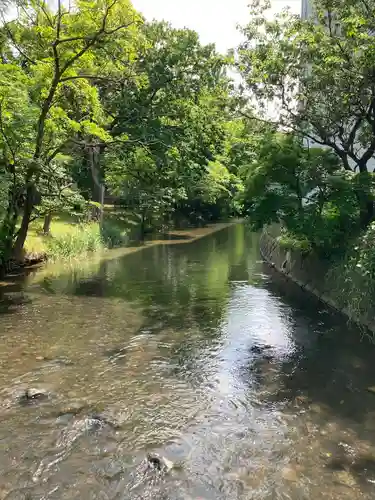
xmin=44 ymin=356 xmax=74 ymax=367
xmin=18 ymin=387 xmax=50 ymax=405
xmin=281 ymin=466 xmax=298 ymax=482
xmin=250 ymin=344 xmax=273 ymax=355
xmin=54 ymin=403 xmax=88 ymax=419
xmin=90 ymin=412 xmax=122 ymax=430
xmin=333 ymin=470 xmax=357 ymax=488
xmin=294 ymin=395 xmax=310 ymax=405
xmin=126 ymin=453 xmax=175 ymax=493
xmin=146 ymin=453 xmax=174 ymax=473
xmin=33 ymin=415 xmax=113 ymax=483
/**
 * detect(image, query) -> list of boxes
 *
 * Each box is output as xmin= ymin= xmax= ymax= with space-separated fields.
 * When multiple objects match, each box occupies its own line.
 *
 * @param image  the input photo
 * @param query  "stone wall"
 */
xmin=260 ymin=228 xmax=375 ymax=333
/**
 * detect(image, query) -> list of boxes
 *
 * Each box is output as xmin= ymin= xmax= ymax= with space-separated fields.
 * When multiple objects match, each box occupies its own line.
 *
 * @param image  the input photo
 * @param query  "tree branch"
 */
xmin=56 ymin=35 xmax=93 ymax=45
xmin=51 ymin=0 xmax=62 ymax=76
xmin=60 ymin=75 xmax=118 ymax=83
xmin=59 ymin=1 xmax=135 ymax=76
xmin=45 ymin=142 xmax=68 ymax=164
xmin=2 ymin=20 xmax=36 ymax=65
xmin=39 ymin=1 xmax=54 ymax=28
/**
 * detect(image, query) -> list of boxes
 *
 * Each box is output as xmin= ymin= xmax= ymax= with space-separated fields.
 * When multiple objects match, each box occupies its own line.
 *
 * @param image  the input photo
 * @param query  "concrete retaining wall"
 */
xmin=260 ymin=228 xmax=375 ymax=333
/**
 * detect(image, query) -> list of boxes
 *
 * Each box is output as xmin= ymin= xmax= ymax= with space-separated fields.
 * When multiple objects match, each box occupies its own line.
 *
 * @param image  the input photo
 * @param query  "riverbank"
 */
xmin=2 ymin=218 xmax=238 ymax=279
xmin=1 ymin=207 xmax=142 ymax=277
xmin=260 ymin=225 xmax=375 ymax=335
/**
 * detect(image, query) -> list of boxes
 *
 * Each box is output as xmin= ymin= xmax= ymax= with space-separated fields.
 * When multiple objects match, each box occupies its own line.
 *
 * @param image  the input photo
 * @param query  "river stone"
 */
xmin=281 ymin=466 xmax=298 ymax=482
xmin=305 ymin=421 xmax=316 ymax=434
xmin=146 ymin=453 xmax=174 ymax=472
xmin=310 ymin=403 xmax=324 ymax=414
xmin=55 ymin=403 xmax=88 ymax=419
xmin=18 ymin=387 xmax=50 ymax=405
xmin=55 ymin=416 xmax=108 ymax=449
xmin=295 ymin=395 xmax=309 ymax=405
xmin=250 ymin=344 xmax=273 ymax=355
xmin=48 ymin=356 xmax=74 ymax=366
xmin=333 ymin=470 xmax=357 ymax=488
xmin=354 ymin=440 xmax=375 ymax=459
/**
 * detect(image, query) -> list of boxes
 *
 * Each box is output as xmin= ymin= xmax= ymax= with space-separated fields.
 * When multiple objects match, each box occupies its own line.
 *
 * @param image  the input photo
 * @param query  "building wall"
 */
xmin=301 ymin=0 xmax=313 ymax=20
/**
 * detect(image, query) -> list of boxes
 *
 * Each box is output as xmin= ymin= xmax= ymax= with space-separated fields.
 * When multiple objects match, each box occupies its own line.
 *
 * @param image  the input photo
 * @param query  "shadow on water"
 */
xmin=36 ymin=225 xmax=245 ymax=333
xmin=258 ymin=266 xmax=375 ymax=423
xmin=3 ymin=223 xmax=375 ymax=498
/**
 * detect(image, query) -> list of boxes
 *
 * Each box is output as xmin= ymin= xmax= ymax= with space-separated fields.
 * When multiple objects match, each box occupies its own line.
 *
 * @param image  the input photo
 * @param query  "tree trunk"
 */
xmin=99 ymin=183 xmax=105 ymax=226
xmin=360 ymin=199 xmax=374 ymax=228
xmin=89 ymin=146 xmax=104 ymax=222
xmin=0 ymin=191 xmax=18 ymax=263
xmin=140 ymin=209 xmax=146 ymax=240
xmin=13 ymin=184 xmax=35 ymax=260
xmin=43 ymin=212 xmax=53 ymax=235
xmin=12 ymin=73 xmax=61 ymax=258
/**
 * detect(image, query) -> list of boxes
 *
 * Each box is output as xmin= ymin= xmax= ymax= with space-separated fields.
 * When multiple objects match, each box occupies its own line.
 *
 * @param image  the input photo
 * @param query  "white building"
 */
xmin=301 ymin=0 xmax=313 ymax=20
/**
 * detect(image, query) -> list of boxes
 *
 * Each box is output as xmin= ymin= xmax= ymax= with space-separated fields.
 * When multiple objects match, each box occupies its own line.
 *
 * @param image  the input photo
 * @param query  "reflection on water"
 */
xmin=1 ymin=223 xmax=375 ymax=499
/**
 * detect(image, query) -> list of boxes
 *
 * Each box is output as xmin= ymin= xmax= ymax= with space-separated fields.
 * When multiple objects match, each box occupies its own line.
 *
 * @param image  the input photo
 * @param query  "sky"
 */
xmin=133 ymin=0 xmax=301 ymax=52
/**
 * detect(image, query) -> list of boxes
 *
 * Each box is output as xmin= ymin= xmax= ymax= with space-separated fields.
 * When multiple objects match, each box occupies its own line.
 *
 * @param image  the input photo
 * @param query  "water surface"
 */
xmin=1 ymin=223 xmax=375 ymax=499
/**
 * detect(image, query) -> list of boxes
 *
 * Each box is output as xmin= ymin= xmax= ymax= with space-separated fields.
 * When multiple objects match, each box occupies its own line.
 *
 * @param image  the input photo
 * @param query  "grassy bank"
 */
xmin=23 ymin=210 xmax=236 ymax=265
xmin=24 ymin=208 xmax=132 ymax=262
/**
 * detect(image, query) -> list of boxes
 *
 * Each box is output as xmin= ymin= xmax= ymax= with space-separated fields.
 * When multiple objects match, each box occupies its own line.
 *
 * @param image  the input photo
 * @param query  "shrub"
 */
xmin=45 ymin=224 xmax=103 ymax=260
xmin=327 ymin=222 xmax=375 ymax=325
xmin=100 ymin=220 xmax=129 ymax=248
xmin=278 ymin=231 xmax=312 ymax=254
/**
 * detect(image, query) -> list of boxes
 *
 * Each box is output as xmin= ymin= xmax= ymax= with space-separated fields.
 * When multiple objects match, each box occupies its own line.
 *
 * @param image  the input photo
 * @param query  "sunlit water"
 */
xmin=1 ymin=223 xmax=375 ymax=499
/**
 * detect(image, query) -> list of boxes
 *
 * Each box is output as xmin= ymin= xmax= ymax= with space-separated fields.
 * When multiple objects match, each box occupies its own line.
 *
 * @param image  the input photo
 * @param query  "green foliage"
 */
xmin=45 ymin=224 xmax=103 ymax=260
xmin=325 ymin=222 xmax=375 ymax=323
xmin=278 ymin=230 xmax=312 ymax=254
xmin=351 ymin=223 xmax=375 ymax=282
xmin=0 ymin=169 xmax=9 ymax=218
xmin=238 ymin=0 xmax=375 ymax=175
xmin=240 ymin=130 xmax=362 ymax=255
xmin=100 ymin=219 xmax=129 ymax=248
xmin=0 ymin=0 xmax=142 ymax=259
xmin=103 ymin=21 xmax=239 ymax=228
xmin=0 ymin=0 xmax=240 ymax=266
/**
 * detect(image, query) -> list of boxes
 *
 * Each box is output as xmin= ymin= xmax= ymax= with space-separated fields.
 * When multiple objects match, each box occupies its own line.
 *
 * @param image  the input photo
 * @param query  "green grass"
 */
xmin=25 ymin=213 xmax=82 ymax=255
xmin=45 ymin=224 xmax=103 ymax=260
xmin=24 ymin=208 xmax=133 ymax=260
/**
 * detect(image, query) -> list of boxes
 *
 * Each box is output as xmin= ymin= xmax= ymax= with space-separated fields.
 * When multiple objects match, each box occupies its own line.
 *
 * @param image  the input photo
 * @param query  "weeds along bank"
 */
xmin=260 ymin=224 xmax=375 ymax=334
xmin=3 ymin=213 xmax=131 ymax=273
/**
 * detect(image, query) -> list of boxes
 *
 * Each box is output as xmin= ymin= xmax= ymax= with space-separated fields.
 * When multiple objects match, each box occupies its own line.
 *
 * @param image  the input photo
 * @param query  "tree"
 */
xmin=240 ymin=131 xmax=361 ymax=254
xmin=237 ymin=0 xmax=375 ymax=226
xmin=0 ymin=0 xmax=142 ymax=260
xmin=0 ymin=62 xmax=38 ymax=261
xmin=0 ymin=2 xmax=238 ymax=267
xmin=102 ymin=21 xmax=235 ymax=227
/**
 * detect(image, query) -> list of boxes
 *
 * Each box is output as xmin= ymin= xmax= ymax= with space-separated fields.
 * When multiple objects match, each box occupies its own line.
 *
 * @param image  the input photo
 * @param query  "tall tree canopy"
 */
xmin=237 ymin=0 xmax=375 ymax=225
xmin=0 ymin=0 xmax=142 ymax=260
xmin=0 ymin=0 xmax=240 ymax=265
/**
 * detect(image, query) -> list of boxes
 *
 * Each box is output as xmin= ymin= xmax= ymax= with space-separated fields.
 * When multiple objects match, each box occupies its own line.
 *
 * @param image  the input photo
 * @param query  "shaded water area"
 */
xmin=2 ymin=223 xmax=375 ymax=499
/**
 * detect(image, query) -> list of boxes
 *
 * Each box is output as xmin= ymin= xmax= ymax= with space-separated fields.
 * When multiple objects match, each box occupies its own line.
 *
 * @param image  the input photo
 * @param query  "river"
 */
xmin=1 ymin=222 xmax=375 ymax=499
